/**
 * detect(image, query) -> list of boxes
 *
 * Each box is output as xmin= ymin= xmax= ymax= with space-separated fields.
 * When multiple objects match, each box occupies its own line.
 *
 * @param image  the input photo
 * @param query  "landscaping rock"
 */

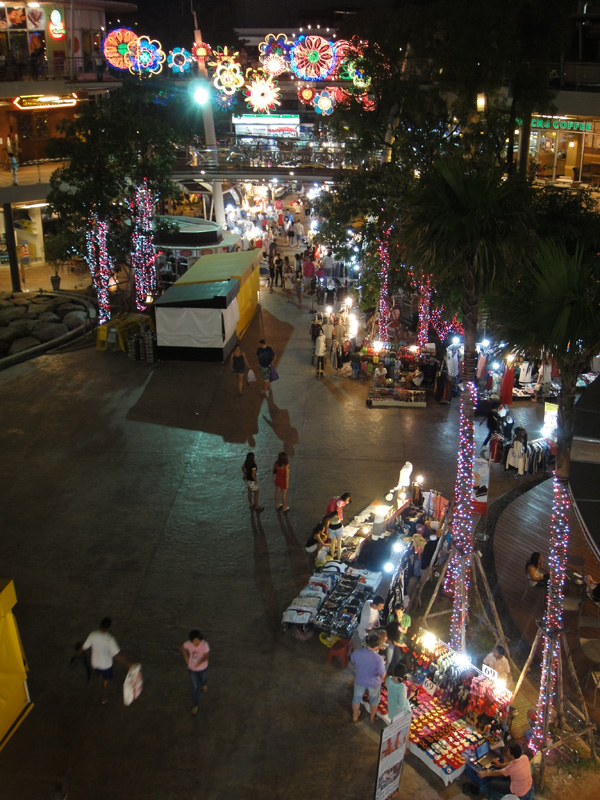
xmin=32 ymin=322 xmax=68 ymax=342
xmin=8 ymin=336 xmax=40 ymax=355
xmin=0 ymin=307 xmax=28 ymax=325
xmin=38 ymin=311 xmax=61 ymax=323
xmin=0 ymin=327 xmax=17 ymax=343
xmin=8 ymin=319 xmax=37 ymax=334
xmin=62 ymin=311 xmax=87 ymax=330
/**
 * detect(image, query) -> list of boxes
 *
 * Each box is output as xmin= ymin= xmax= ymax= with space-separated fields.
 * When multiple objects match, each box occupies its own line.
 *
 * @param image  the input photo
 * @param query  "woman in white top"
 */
xmin=525 ymin=551 xmax=549 ymax=588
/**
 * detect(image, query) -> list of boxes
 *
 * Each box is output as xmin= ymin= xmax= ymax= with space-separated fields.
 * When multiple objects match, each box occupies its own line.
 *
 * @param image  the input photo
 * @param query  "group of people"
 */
xmin=304 ymin=492 xmax=352 ymax=562
xmin=229 ymin=339 xmax=276 ymax=396
xmin=241 ymin=450 xmax=290 ymax=513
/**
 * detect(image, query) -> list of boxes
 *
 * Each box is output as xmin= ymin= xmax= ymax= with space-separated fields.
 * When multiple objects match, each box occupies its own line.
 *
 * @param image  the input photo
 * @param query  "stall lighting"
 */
xmin=374 ymin=504 xmax=389 ymax=517
xmin=492 ymin=362 xmax=500 ymax=370
xmin=409 ymin=345 xmax=418 ymax=352
xmin=452 ymin=336 xmax=460 ymax=345
xmin=373 ymin=340 xmax=382 ymax=351
xmin=384 ymin=561 xmax=395 ymax=573
xmin=362 ymin=526 xmax=370 ymax=534
xmin=506 ymin=353 xmax=515 ymax=363
xmin=392 ymin=542 xmax=403 ymax=553
xmin=399 ymin=491 xmax=406 ymax=500
xmin=482 ymin=339 xmax=489 ymax=347
xmin=385 ymin=492 xmax=394 ymax=501
xmin=495 ymin=678 xmax=506 ymax=690
xmin=326 ymin=305 xmax=332 ymax=314
xmin=454 ymin=653 xmax=471 ymax=669
xmin=416 ymin=475 xmax=424 ymax=484
xmin=422 ymin=631 xmax=437 ymax=651
xmin=345 ymin=296 xmax=353 ymax=307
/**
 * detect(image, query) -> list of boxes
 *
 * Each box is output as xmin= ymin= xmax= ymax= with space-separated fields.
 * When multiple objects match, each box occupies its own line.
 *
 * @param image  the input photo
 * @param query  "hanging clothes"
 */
xmin=477 ymin=354 xmax=487 ymax=380
xmin=519 ymin=361 xmax=533 ymax=384
xmin=499 ymin=367 xmax=514 ymax=405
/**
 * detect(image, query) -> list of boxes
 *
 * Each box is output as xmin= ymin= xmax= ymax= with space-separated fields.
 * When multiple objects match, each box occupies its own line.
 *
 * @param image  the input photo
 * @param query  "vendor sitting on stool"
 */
xmin=478 ymin=743 xmax=534 ymax=800
xmin=373 ymin=363 xmax=388 ymax=387
xmin=403 ymin=367 xmax=424 ymax=388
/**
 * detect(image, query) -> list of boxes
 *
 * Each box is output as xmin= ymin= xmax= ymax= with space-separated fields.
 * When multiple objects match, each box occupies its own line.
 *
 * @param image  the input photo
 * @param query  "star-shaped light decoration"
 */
xmin=244 ymin=72 xmax=281 ymax=114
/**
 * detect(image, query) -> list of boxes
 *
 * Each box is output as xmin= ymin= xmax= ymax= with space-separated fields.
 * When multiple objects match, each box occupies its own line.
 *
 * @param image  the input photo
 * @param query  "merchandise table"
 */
xmin=366 ymin=387 xmax=427 ymax=408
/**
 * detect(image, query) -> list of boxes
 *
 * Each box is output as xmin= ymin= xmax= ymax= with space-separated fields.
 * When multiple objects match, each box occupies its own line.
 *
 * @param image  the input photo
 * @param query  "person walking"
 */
xmin=230 ymin=343 xmax=250 ymax=395
xmin=256 ymin=339 xmax=276 ymax=396
xmin=350 ymin=632 xmax=387 ymax=723
xmin=9 ymin=154 xmax=18 ymax=185
xmin=77 ymin=617 xmax=132 ymax=704
xmin=283 ymin=264 xmax=294 ymax=302
xmin=315 ymin=328 xmax=326 ymax=376
xmin=303 ymin=253 xmax=315 ymax=292
xmin=180 ymin=629 xmax=209 ymax=715
xmin=273 ymin=450 xmax=290 ymax=511
xmin=274 ymin=253 xmax=283 ymax=288
xmin=294 ymin=220 xmax=304 ymax=248
xmin=242 ymin=452 xmax=263 ymax=511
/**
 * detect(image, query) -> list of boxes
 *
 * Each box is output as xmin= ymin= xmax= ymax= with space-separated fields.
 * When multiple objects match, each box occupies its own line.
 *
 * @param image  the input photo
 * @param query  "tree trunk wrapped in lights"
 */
xmin=416 ymin=279 xmax=431 ymax=347
xmin=377 ymin=228 xmax=391 ymax=342
xmin=85 ymin=213 xmax=114 ymax=324
xmin=131 ymin=179 xmax=157 ymax=311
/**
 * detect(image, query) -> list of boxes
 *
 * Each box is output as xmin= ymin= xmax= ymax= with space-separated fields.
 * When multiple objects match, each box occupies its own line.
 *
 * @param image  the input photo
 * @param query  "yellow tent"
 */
xmin=0 ymin=580 xmax=33 ymax=751
xmin=175 ymin=250 xmax=260 ymax=337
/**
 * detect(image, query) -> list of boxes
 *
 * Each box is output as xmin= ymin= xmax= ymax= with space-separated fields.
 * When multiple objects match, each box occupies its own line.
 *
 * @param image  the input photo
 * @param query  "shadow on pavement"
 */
xmin=126 ymin=309 xmax=296 ymax=447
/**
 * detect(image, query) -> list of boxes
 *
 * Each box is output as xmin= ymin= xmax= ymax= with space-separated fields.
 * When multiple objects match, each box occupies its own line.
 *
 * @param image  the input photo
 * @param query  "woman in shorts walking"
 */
xmin=230 ymin=343 xmax=250 ymax=395
xmin=242 ymin=452 xmax=263 ymax=511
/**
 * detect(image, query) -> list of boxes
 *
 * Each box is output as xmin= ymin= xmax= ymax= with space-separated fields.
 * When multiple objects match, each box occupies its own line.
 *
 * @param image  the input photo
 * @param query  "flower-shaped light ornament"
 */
xmin=213 ymin=61 xmax=244 ymax=96
xmin=258 ymin=33 xmax=290 ymax=77
xmin=313 ymin=89 xmax=335 ymax=116
xmin=244 ymin=73 xmax=281 ymax=114
xmin=102 ymin=28 xmax=138 ymax=70
xmin=215 ymin=91 xmax=237 ymax=111
xmin=128 ymin=36 xmax=165 ymax=75
xmin=168 ymin=47 xmax=192 ymax=74
xmin=192 ymin=41 xmax=211 ymax=69
xmin=208 ymin=46 xmax=240 ymax=71
xmin=290 ymin=35 xmax=337 ymax=81
xmin=297 ymin=85 xmax=317 ymax=105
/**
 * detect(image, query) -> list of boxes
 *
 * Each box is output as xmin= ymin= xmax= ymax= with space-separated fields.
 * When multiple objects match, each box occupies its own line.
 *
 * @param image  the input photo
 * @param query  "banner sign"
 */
xmin=374 ymin=708 xmax=412 ymax=800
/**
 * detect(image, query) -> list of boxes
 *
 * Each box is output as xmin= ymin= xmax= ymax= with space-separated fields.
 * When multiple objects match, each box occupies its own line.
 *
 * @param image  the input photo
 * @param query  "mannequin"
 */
xmin=397 ymin=461 xmax=413 ymax=489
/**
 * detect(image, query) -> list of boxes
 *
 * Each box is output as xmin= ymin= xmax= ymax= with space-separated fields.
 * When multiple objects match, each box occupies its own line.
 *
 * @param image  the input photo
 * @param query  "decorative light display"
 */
xmin=102 ymin=28 xmax=138 ymax=71
xmin=244 ymin=72 xmax=281 ymax=114
xmin=359 ymin=94 xmax=376 ymax=111
xmin=130 ymin=179 xmax=157 ymax=312
xmin=167 ymin=47 xmax=192 ymax=74
xmin=313 ymin=89 xmax=335 ymax=116
xmin=215 ymin=91 xmax=237 ymax=110
xmin=297 ymin=85 xmax=317 ymax=105
xmin=208 ymin=46 xmax=239 ymax=70
xmin=430 ymin=306 xmax=464 ymax=341
xmin=85 ymin=214 xmax=114 ymax=324
xmin=530 ymin=474 xmax=570 ymax=752
xmin=446 ymin=380 xmax=478 ymax=651
xmin=192 ymin=41 xmax=211 ymax=69
xmin=416 ymin=277 xmax=432 ymax=347
xmin=376 ymin=226 xmax=391 ymax=342
xmin=212 ymin=61 xmax=244 ymax=96
xmin=290 ymin=35 xmax=337 ymax=81
xmin=258 ymin=33 xmax=291 ymax=77
xmin=127 ymin=36 xmax=165 ymax=75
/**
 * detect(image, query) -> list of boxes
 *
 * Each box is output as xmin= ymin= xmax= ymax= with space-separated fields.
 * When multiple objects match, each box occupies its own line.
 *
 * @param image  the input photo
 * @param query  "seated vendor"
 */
xmin=373 ymin=363 xmax=388 ymax=387
xmin=405 ymin=367 xmax=424 ymax=387
xmin=478 ymin=743 xmax=533 ymax=800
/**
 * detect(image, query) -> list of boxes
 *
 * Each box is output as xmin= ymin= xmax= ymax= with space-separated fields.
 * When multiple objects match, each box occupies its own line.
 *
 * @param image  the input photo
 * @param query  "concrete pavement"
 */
xmin=0 ymin=279 xmax=547 ymax=799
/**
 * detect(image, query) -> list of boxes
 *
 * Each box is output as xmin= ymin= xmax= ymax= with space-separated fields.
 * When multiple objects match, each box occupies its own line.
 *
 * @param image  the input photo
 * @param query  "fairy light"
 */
xmin=85 ymin=213 xmax=113 ymax=324
xmin=376 ymin=225 xmax=391 ymax=342
xmin=416 ymin=276 xmax=432 ymax=347
xmin=430 ymin=306 xmax=464 ymax=341
xmin=446 ymin=380 xmax=478 ymax=651
xmin=130 ymin=179 xmax=156 ymax=311
xmin=531 ymin=473 xmax=570 ymax=751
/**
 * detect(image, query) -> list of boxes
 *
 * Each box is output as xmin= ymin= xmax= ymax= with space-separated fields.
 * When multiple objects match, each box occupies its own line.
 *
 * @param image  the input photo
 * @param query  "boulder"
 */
xmin=0 ymin=307 xmax=28 ymax=326
xmin=63 ymin=311 xmax=87 ymax=330
xmin=57 ymin=303 xmax=82 ymax=313
xmin=8 ymin=336 xmax=40 ymax=355
xmin=32 ymin=322 xmax=68 ymax=342
xmin=38 ymin=311 xmax=61 ymax=323
xmin=8 ymin=319 xmax=38 ymax=334
xmin=0 ymin=327 xmax=17 ymax=343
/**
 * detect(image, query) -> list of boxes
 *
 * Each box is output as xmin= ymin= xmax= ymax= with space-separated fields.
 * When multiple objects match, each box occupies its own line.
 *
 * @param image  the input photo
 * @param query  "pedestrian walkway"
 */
xmin=0 ymin=251 xmax=582 ymax=800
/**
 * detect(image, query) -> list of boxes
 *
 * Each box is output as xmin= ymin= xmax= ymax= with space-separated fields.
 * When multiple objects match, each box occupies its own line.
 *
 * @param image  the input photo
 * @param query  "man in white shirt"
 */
xmin=356 ymin=595 xmax=385 ymax=642
xmin=483 ymin=645 xmax=511 ymax=686
xmin=78 ymin=617 xmax=130 ymax=704
xmin=320 ymin=250 xmax=334 ymax=279
xmin=294 ymin=220 xmax=304 ymax=247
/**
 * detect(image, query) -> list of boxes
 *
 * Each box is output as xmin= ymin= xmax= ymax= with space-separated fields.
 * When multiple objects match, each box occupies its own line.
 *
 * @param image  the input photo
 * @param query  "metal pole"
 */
xmin=193 ymin=28 xmax=225 ymax=227
xmin=3 ymin=203 xmax=21 ymax=292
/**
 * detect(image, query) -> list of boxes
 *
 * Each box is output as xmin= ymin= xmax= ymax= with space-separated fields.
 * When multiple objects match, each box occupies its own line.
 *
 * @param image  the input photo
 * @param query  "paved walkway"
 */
xmin=0 ymin=257 xmax=559 ymax=799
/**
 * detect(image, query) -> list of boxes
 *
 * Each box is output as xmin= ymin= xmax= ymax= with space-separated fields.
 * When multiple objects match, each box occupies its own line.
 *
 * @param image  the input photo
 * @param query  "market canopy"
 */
xmin=175 ymin=250 xmax=260 ymax=285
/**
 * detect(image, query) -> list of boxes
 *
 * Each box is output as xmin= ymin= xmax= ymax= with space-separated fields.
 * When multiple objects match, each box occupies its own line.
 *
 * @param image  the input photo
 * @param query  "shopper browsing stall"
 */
xmin=350 ymin=632 xmax=387 ymax=723
xmin=385 ymin=664 xmax=414 ymax=720
xmin=324 ymin=509 xmax=344 ymax=561
xmin=386 ymin=603 xmax=411 ymax=647
xmin=356 ymin=595 xmax=385 ymax=642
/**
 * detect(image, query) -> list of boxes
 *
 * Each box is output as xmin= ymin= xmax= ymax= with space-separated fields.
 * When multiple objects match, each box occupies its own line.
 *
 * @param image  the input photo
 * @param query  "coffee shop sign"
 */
xmin=517 ymin=116 xmax=593 ymax=132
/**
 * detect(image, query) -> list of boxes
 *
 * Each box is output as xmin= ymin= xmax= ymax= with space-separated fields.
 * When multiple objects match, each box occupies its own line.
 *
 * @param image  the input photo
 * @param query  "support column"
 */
xmin=3 ymin=203 xmax=21 ymax=293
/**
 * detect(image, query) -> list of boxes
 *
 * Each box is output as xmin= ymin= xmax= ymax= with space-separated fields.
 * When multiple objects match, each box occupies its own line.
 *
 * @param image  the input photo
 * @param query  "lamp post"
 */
xmin=191 ymin=4 xmax=225 ymax=227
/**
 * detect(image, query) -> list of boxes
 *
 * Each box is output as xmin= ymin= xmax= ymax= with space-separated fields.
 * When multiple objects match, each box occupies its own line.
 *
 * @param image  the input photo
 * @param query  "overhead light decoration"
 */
xmin=244 ymin=72 xmax=281 ymax=114
xmin=258 ymin=33 xmax=291 ymax=77
xmin=297 ymin=85 xmax=317 ymax=105
xmin=102 ymin=28 xmax=138 ymax=70
xmin=192 ymin=41 xmax=211 ymax=69
xmin=215 ymin=91 xmax=237 ymax=110
xmin=208 ymin=46 xmax=239 ymax=71
xmin=128 ymin=35 xmax=165 ymax=75
xmin=213 ymin=60 xmax=244 ymax=95
xmin=167 ymin=47 xmax=193 ymax=74
xmin=313 ymin=89 xmax=335 ymax=116
xmin=290 ymin=34 xmax=337 ymax=81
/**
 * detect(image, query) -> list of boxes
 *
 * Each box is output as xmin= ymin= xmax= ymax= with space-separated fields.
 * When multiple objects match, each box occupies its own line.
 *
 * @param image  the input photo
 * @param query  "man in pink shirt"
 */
xmin=303 ymin=256 xmax=315 ymax=292
xmin=478 ymin=743 xmax=533 ymax=799
xmin=180 ymin=629 xmax=210 ymax=715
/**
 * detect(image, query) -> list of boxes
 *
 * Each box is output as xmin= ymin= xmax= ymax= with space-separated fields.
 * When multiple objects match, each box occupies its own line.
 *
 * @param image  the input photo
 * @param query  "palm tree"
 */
xmin=400 ymin=159 xmax=532 ymax=649
xmin=487 ymin=240 xmax=600 ymax=749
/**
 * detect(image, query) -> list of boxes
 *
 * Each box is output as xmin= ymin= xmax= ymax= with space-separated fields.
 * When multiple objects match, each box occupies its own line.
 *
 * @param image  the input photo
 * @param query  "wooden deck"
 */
xmin=494 ymin=478 xmax=600 ymax=724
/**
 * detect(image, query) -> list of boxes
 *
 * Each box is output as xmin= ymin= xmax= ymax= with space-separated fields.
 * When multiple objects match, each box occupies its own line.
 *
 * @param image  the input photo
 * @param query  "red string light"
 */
xmin=131 ymin=178 xmax=157 ymax=311
xmin=85 ymin=213 xmax=113 ymax=324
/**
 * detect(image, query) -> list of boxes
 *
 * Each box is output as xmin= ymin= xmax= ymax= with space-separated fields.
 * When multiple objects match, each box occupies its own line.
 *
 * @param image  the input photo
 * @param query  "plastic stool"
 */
xmin=327 ymin=637 xmax=353 ymax=668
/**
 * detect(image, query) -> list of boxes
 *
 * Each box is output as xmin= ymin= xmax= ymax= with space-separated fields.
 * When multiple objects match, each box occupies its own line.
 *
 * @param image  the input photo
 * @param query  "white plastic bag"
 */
xmin=247 ymin=369 xmax=257 ymax=383
xmin=123 ymin=663 xmax=143 ymax=706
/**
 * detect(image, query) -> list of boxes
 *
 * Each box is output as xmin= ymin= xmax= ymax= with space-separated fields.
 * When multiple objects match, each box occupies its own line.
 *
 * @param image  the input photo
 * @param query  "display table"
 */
xmin=367 ymin=387 xmax=427 ymax=408
xmin=313 ymin=566 xmax=382 ymax=637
